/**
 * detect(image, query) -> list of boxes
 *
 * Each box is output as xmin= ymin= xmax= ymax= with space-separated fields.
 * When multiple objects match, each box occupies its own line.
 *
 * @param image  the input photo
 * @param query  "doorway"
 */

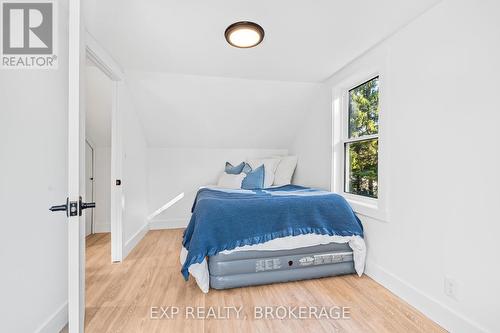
xmin=84 ymin=33 xmax=125 ymax=264
xmin=85 ymin=35 xmax=125 ymax=264
xmin=85 ymin=59 xmax=113 ymax=243
xmin=66 ymin=26 xmax=126 ymax=330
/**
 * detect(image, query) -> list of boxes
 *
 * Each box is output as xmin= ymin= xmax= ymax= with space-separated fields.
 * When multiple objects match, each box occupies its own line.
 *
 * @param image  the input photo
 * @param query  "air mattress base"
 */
xmin=208 ymin=242 xmax=356 ymax=290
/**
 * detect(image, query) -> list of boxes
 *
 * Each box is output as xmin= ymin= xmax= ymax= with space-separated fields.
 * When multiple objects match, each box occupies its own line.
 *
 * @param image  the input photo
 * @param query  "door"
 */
xmin=85 ymin=141 xmax=94 ymax=236
xmin=50 ymin=1 xmax=89 ymax=331
xmin=68 ymin=0 xmax=86 ymax=331
xmin=0 ymin=1 xmax=80 ymax=331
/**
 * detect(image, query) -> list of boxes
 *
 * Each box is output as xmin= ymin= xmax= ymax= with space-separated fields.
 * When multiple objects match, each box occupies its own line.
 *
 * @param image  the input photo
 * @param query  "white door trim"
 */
xmin=110 ymin=81 xmax=123 ymax=262
xmin=85 ymin=31 xmax=125 ymax=262
xmin=85 ymin=31 xmax=124 ymax=81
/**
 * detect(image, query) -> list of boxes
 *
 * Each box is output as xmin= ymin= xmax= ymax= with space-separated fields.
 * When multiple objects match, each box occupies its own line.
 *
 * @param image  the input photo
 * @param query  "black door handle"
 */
xmin=50 ymin=198 xmax=69 ymax=212
xmin=49 ymin=204 xmax=67 ymax=212
xmin=79 ymin=196 xmax=95 ymax=216
xmin=50 ymin=197 xmax=95 ymax=217
xmin=81 ymin=202 xmax=96 ymax=210
xmin=49 ymin=198 xmax=77 ymax=216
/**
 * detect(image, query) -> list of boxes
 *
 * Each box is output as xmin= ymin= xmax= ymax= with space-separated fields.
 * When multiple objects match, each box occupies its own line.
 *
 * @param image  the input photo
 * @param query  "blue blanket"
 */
xmin=181 ymin=185 xmax=363 ymax=280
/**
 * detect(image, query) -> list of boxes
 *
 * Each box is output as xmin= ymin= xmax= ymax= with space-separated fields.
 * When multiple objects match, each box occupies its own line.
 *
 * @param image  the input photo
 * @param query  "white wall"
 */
xmin=120 ymin=84 xmax=149 ymax=248
xmin=290 ymin=0 xmax=500 ymax=332
xmin=289 ymin=85 xmax=331 ymax=189
xmin=0 ymin=3 xmax=69 ymax=332
xmin=148 ymin=148 xmax=287 ymax=228
xmin=93 ymin=147 xmax=111 ymax=232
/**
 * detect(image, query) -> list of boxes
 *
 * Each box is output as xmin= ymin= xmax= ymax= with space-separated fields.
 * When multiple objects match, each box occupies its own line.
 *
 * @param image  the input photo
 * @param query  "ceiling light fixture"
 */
xmin=225 ymin=21 xmax=265 ymax=48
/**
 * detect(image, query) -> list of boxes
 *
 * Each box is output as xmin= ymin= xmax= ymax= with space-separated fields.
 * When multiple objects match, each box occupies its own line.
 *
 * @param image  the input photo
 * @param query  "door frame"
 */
xmin=85 ymin=32 xmax=125 ymax=262
xmin=85 ymin=139 xmax=95 ymax=235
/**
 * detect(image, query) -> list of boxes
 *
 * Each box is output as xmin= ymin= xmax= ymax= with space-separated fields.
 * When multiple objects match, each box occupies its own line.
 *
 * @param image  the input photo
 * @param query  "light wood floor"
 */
xmin=84 ymin=230 xmax=446 ymax=333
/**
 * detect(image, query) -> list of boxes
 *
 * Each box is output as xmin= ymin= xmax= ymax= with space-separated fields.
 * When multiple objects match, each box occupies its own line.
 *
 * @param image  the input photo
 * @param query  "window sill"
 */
xmin=343 ymin=194 xmax=388 ymax=222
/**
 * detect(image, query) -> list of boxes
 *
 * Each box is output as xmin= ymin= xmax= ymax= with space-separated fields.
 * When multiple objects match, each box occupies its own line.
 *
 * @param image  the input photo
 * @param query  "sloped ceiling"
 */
xmin=84 ymin=0 xmax=440 ymax=148
xmin=126 ymin=71 xmax=325 ymax=148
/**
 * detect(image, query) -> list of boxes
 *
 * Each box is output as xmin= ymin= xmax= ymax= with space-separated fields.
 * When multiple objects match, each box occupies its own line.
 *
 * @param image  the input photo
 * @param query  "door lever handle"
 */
xmin=79 ymin=196 xmax=95 ymax=216
xmin=50 ymin=198 xmax=69 ymax=213
xmin=50 ymin=197 xmax=95 ymax=217
xmin=80 ymin=202 xmax=96 ymax=210
xmin=49 ymin=198 xmax=77 ymax=216
xmin=49 ymin=204 xmax=67 ymax=212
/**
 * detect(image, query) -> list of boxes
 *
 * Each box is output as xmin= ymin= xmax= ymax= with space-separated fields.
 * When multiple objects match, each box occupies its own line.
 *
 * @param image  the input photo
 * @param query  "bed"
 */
xmin=180 ymin=185 xmax=365 ymax=293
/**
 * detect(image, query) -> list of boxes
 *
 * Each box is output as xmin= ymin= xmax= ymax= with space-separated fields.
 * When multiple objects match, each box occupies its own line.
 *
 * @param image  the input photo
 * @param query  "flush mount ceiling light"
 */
xmin=225 ymin=21 xmax=265 ymax=48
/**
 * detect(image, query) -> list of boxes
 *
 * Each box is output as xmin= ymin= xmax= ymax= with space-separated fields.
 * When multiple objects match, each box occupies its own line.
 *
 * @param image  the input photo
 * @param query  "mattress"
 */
xmin=180 ymin=234 xmax=366 ymax=293
xmin=209 ymin=242 xmax=356 ymax=289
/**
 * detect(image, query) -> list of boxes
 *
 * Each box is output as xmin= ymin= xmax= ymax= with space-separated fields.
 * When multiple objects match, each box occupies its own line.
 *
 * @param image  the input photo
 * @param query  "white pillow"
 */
xmin=247 ymin=158 xmax=280 ymax=188
xmin=216 ymin=172 xmax=246 ymax=189
xmin=272 ymin=155 xmax=298 ymax=186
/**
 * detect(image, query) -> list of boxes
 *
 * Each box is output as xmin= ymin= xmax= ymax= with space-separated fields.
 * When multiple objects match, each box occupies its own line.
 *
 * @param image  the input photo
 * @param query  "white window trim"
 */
xmin=331 ymin=68 xmax=389 ymax=222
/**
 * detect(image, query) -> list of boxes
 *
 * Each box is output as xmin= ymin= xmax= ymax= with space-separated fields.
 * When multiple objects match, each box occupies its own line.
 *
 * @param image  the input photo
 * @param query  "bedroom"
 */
xmin=0 ymin=0 xmax=499 ymax=332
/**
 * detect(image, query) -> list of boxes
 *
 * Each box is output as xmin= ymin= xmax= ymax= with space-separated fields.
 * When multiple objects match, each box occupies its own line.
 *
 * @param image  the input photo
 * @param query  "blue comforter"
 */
xmin=181 ymin=185 xmax=363 ymax=280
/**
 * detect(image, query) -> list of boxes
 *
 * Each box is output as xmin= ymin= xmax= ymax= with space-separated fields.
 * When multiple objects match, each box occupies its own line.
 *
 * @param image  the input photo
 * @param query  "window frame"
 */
xmin=331 ymin=69 xmax=389 ymax=222
xmin=343 ymin=76 xmax=380 ymax=199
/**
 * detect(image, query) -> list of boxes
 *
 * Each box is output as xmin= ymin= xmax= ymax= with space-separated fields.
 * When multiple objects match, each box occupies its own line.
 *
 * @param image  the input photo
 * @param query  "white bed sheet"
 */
xmin=180 ymin=234 xmax=366 ymax=293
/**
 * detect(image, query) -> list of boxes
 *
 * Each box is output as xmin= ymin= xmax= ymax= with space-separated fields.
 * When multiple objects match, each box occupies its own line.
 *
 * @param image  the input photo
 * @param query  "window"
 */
xmin=332 ymin=66 xmax=387 ymax=221
xmin=344 ymin=77 xmax=379 ymax=198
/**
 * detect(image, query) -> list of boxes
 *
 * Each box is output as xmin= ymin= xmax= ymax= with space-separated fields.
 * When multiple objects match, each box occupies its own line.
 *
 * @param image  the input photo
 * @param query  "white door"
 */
xmin=51 ymin=0 xmax=87 ymax=331
xmin=68 ymin=0 xmax=86 ymax=331
xmin=85 ymin=141 xmax=94 ymax=236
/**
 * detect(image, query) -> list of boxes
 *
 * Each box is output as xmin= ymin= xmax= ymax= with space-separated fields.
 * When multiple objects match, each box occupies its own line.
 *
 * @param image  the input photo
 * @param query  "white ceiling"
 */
xmin=85 ymin=65 xmax=112 ymax=147
xmin=83 ymin=1 xmax=440 ymax=148
xmin=84 ymin=0 xmax=440 ymax=82
xmin=126 ymin=71 xmax=325 ymax=148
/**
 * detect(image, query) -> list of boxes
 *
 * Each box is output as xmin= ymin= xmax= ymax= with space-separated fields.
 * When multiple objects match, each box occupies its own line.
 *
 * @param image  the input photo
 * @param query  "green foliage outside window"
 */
xmin=346 ymin=77 xmax=379 ymax=198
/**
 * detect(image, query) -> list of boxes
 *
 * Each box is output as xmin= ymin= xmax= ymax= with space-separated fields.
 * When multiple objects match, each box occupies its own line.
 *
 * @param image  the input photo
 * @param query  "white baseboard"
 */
xmin=149 ymin=218 xmax=188 ymax=230
xmin=365 ymin=261 xmax=487 ymax=333
xmin=35 ymin=301 xmax=68 ymax=333
xmin=123 ymin=222 xmax=149 ymax=259
xmin=93 ymin=223 xmax=111 ymax=233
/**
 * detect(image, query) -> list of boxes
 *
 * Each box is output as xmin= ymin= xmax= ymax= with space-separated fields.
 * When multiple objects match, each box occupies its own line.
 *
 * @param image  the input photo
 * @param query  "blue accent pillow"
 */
xmin=242 ymin=162 xmax=252 ymax=174
xmin=225 ymin=162 xmax=245 ymax=174
xmin=241 ymin=165 xmax=265 ymax=190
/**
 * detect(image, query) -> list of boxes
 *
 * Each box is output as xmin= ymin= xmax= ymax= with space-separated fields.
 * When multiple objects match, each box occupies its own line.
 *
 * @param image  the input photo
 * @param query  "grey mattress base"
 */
xmin=208 ymin=242 xmax=356 ymax=290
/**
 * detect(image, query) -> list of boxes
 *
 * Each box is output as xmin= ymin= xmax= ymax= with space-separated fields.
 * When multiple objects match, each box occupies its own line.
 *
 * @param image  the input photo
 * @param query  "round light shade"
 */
xmin=225 ymin=21 xmax=264 ymax=48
